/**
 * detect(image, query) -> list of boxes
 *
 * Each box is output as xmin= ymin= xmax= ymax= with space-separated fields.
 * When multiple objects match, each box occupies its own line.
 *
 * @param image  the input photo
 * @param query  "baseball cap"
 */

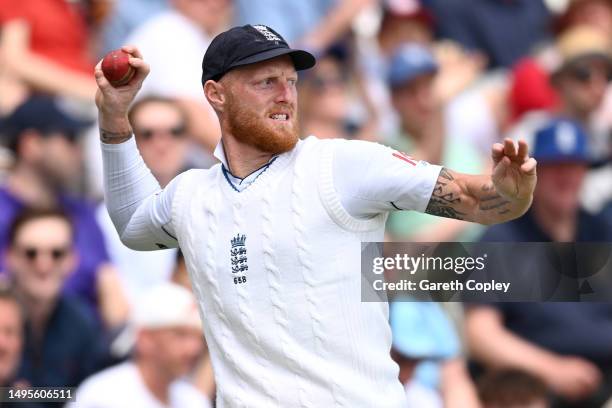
xmin=111 ymin=283 xmax=202 ymax=356
xmin=531 ymin=119 xmax=591 ymax=164
xmin=201 ymin=24 xmax=316 ymax=84
xmin=1 ymin=96 xmax=92 ymax=148
xmin=387 ymin=43 xmax=438 ymax=87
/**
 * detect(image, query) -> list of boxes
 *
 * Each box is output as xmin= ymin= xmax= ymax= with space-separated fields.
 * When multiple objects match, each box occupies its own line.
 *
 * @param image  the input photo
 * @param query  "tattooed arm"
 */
xmin=426 ymin=139 xmax=537 ymax=225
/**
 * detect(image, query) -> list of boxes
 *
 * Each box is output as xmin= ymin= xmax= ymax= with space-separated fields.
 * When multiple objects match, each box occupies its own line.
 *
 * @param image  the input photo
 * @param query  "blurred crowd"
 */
xmin=0 ymin=0 xmax=611 ymax=407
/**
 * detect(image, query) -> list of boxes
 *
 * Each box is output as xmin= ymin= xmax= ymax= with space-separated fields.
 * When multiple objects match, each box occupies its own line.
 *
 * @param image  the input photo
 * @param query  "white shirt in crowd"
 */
xmin=68 ymin=361 xmax=211 ymax=408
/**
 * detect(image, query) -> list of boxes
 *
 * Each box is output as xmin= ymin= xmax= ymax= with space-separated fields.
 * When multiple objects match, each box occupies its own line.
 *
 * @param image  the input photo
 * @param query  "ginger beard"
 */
xmin=224 ymin=90 xmax=299 ymax=155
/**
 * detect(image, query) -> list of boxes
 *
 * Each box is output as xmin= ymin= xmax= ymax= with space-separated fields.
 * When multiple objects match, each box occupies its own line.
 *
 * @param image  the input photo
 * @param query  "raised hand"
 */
xmin=491 ymin=138 xmax=537 ymax=201
xmin=94 ymin=46 xmax=150 ymax=142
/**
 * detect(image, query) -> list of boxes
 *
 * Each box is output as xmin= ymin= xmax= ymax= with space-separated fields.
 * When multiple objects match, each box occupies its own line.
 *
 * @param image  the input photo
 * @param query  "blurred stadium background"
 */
xmin=0 ymin=0 xmax=611 ymax=407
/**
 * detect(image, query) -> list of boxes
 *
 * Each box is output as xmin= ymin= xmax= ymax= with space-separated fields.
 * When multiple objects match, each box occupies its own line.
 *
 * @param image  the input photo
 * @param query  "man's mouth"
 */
xmin=269 ymin=113 xmax=289 ymax=121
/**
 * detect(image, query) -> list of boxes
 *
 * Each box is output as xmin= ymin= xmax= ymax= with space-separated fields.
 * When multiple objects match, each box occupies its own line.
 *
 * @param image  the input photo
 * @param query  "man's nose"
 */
xmin=275 ymin=80 xmax=295 ymax=104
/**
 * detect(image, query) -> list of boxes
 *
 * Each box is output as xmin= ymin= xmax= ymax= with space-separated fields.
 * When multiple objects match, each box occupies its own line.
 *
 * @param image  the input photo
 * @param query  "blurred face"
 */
xmin=133 ymin=102 xmax=188 ymax=185
xmin=557 ymin=58 xmax=612 ymax=117
xmin=534 ymin=162 xmax=588 ymax=217
xmin=0 ymin=300 xmax=22 ymax=385
xmin=173 ymin=0 xmax=231 ymax=34
xmin=7 ymin=217 xmax=75 ymax=304
xmin=299 ymin=56 xmax=348 ymax=124
xmin=140 ymin=326 xmax=203 ymax=379
xmin=39 ymin=133 xmax=83 ymax=189
xmin=222 ymin=56 xmax=299 ymax=155
xmin=391 ymin=73 xmax=437 ymax=134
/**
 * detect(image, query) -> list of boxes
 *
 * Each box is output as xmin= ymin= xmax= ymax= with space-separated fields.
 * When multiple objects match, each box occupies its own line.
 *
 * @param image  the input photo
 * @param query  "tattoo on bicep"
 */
xmin=425 ymin=168 xmax=467 ymax=220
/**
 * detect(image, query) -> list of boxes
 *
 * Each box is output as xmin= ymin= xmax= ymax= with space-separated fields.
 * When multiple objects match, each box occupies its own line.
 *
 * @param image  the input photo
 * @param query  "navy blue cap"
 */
xmin=532 ymin=119 xmax=591 ymax=164
xmin=1 ymin=96 xmax=92 ymax=144
xmin=387 ymin=43 xmax=438 ymax=87
xmin=201 ymin=24 xmax=316 ymax=84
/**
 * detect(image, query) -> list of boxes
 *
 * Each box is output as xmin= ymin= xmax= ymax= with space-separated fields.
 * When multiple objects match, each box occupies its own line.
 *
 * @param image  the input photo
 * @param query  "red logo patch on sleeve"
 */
xmin=392 ymin=151 xmax=417 ymax=166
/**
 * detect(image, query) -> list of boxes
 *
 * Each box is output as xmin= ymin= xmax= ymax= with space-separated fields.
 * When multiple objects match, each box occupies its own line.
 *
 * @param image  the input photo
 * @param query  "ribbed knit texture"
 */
xmin=172 ymin=138 xmax=407 ymax=407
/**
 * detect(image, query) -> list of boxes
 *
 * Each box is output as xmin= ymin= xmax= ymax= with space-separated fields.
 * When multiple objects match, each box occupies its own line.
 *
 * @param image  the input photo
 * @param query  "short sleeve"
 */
xmin=332 ymin=140 xmax=442 ymax=218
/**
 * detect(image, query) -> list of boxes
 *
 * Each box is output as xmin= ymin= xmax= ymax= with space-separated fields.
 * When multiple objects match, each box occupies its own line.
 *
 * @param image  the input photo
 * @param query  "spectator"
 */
xmin=125 ymin=0 xmax=233 ymax=151
xmin=0 ymin=0 xmax=99 ymax=112
xmin=467 ymin=120 xmax=612 ymax=407
xmin=549 ymin=25 xmax=611 ymax=161
xmin=298 ymin=43 xmax=378 ymax=140
xmin=390 ymin=301 xmax=481 ymax=408
xmin=235 ymin=0 xmax=374 ymax=54
xmin=73 ymin=283 xmax=211 ymax=408
xmin=426 ymin=0 xmax=552 ymax=69
xmin=0 ymin=96 xmax=128 ymax=329
xmin=478 ymin=370 xmax=550 ymax=408
xmin=5 ymin=208 xmax=103 ymax=390
xmin=101 ymin=0 xmax=169 ymax=54
xmin=97 ymin=96 xmax=195 ymax=306
xmin=384 ymin=43 xmax=485 ymax=241
xmin=0 ymin=285 xmax=23 ymax=388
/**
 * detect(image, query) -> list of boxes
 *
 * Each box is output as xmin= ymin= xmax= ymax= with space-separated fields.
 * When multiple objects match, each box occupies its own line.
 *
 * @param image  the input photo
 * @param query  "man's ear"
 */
xmin=204 ymin=80 xmax=227 ymax=113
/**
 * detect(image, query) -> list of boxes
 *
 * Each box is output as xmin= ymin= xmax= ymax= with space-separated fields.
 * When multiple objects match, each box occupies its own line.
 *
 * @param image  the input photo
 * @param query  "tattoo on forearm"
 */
xmin=425 ymin=168 xmax=467 ymax=220
xmin=478 ymin=183 xmax=511 ymax=214
xmin=100 ymin=128 xmax=132 ymax=144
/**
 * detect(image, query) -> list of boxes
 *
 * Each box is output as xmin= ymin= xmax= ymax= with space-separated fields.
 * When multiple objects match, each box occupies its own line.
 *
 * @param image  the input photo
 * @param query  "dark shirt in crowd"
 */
xmin=426 ymin=0 xmax=552 ymax=68
xmin=480 ymin=209 xmax=612 ymax=368
xmin=17 ymin=296 xmax=102 ymax=389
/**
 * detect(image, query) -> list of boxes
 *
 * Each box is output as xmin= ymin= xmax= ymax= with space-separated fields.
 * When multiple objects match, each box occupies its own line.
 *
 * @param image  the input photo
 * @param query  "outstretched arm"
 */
xmin=425 ymin=139 xmax=537 ymax=225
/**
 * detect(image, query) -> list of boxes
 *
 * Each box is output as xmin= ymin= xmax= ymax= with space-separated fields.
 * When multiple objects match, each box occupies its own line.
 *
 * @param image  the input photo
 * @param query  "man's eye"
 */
xmin=288 ymin=79 xmax=297 ymax=86
xmin=261 ymin=78 xmax=273 ymax=86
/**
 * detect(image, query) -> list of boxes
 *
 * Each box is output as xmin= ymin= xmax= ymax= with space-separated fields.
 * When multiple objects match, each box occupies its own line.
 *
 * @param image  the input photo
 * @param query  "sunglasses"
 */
xmin=135 ymin=125 xmax=186 ymax=141
xmin=16 ymin=246 xmax=71 ymax=263
xmin=568 ymin=64 xmax=612 ymax=83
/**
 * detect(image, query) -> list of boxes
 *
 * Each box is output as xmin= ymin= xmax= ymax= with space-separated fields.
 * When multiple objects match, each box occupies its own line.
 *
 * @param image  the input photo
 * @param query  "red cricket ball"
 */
xmin=101 ymin=49 xmax=135 ymax=87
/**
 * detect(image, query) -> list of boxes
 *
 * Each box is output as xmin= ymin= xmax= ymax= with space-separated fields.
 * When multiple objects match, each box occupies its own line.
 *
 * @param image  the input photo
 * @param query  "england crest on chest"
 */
xmin=230 ymin=234 xmax=248 ymax=285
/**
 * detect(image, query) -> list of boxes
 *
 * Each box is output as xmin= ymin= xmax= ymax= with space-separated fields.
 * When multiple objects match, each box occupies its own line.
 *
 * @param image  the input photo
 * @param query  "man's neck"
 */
xmin=532 ymin=203 xmax=577 ymax=242
xmin=17 ymin=290 xmax=57 ymax=342
xmin=137 ymin=359 xmax=172 ymax=405
xmin=221 ymin=137 xmax=276 ymax=179
xmin=7 ymin=165 xmax=57 ymax=207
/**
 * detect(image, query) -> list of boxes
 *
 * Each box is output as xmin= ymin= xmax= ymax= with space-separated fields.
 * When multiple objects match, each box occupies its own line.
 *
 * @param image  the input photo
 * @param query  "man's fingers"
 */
xmin=520 ymin=157 xmax=537 ymax=175
xmin=491 ymin=143 xmax=504 ymax=164
xmin=517 ymin=139 xmax=529 ymax=161
xmin=128 ymin=57 xmax=150 ymax=83
xmin=94 ymin=60 xmax=112 ymax=90
xmin=503 ymin=138 xmax=518 ymax=158
xmin=121 ymin=44 xmax=143 ymax=59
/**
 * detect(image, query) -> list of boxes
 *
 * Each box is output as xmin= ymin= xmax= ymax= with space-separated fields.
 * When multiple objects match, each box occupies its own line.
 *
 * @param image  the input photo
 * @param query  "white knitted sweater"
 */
xmin=171 ymin=137 xmax=407 ymax=407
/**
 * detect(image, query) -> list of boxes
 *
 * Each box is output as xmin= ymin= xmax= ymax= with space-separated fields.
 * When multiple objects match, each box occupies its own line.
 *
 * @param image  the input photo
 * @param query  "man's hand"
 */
xmin=491 ymin=138 xmax=537 ymax=202
xmin=94 ymin=45 xmax=150 ymax=143
xmin=541 ymin=356 xmax=602 ymax=401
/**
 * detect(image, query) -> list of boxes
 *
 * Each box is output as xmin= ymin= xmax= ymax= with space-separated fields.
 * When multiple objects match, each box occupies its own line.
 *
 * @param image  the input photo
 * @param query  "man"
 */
xmin=5 ymin=208 xmax=102 ymax=389
xmin=466 ymin=120 xmax=612 ymax=408
xmin=125 ymin=0 xmax=233 ymax=151
xmin=0 ymin=286 xmax=23 ymax=388
xmin=385 ymin=42 xmax=485 ymax=242
xmin=0 ymin=96 xmax=128 ymax=329
xmin=72 ymin=283 xmax=210 ymax=408
xmin=95 ymin=24 xmax=537 ymax=405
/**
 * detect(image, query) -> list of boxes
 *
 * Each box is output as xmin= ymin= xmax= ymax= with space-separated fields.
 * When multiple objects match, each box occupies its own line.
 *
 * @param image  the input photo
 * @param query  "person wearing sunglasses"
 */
xmin=551 ymin=25 xmax=612 ymax=162
xmin=3 ymin=208 xmax=103 ymax=391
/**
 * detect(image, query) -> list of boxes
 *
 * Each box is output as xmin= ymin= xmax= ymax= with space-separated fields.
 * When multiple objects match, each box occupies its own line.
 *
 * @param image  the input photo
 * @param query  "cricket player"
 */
xmin=95 ymin=25 xmax=537 ymax=407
